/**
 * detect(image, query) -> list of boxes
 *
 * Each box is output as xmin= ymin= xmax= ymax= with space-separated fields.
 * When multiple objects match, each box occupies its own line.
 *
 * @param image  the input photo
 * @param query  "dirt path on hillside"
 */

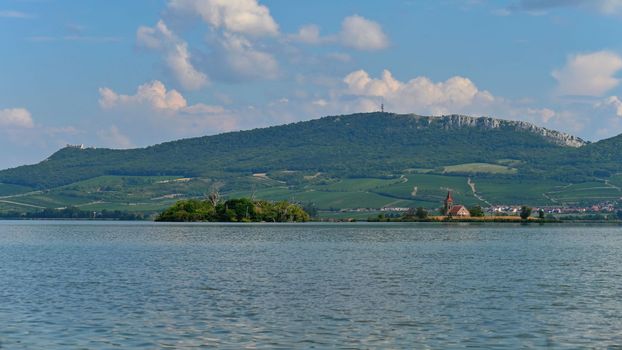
xmin=467 ymin=177 xmax=491 ymax=206
xmin=0 ymin=190 xmax=43 ymax=200
xmin=0 ymin=199 xmax=46 ymax=209
xmin=600 ymin=178 xmax=621 ymax=191
xmin=542 ymin=192 xmax=558 ymax=204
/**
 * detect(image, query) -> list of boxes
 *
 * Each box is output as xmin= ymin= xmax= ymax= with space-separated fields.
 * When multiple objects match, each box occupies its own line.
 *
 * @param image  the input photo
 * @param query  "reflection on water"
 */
xmin=1 ymin=222 xmax=622 ymax=348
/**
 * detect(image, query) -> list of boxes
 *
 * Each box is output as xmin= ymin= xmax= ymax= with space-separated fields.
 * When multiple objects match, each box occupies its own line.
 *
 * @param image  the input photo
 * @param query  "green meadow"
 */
xmin=2 ymin=160 xmax=621 ymax=218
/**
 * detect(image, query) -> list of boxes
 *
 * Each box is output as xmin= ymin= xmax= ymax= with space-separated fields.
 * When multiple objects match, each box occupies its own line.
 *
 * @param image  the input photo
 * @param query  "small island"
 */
xmin=156 ymin=197 xmax=310 ymax=222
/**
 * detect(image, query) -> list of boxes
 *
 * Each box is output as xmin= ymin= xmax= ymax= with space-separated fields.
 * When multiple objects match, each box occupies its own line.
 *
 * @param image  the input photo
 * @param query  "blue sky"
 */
xmin=2 ymin=0 xmax=622 ymax=169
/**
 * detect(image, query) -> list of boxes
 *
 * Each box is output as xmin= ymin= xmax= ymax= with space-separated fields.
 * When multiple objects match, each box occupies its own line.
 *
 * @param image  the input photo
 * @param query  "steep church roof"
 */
xmin=448 ymin=205 xmax=469 ymax=216
xmin=445 ymin=191 xmax=453 ymax=202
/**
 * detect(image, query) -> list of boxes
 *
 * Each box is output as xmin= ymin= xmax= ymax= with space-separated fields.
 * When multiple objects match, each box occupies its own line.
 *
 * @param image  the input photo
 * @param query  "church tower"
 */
xmin=444 ymin=191 xmax=454 ymax=213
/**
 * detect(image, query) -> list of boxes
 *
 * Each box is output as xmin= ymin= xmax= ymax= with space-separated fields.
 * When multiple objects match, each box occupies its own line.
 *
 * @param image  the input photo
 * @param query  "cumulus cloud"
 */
xmin=99 ymin=80 xmax=187 ymax=111
xmin=136 ymin=22 xmax=168 ymax=50
xmin=289 ymin=16 xmax=389 ymax=52
xmin=339 ymin=15 xmax=389 ymax=51
xmin=167 ymin=0 xmax=278 ymax=36
xmin=505 ymin=106 xmax=560 ymax=126
xmin=98 ymin=80 xmax=239 ymax=138
xmin=597 ymin=96 xmax=622 ymax=117
xmin=97 ymin=125 xmax=134 ymax=149
xmin=136 ymin=21 xmax=208 ymax=90
xmin=210 ymin=32 xmax=279 ymax=80
xmin=0 ymin=108 xmax=34 ymax=128
xmin=138 ymin=12 xmax=278 ymax=83
xmin=341 ymin=69 xmax=494 ymax=114
xmin=552 ymin=51 xmax=622 ymax=97
xmin=291 ymin=24 xmax=323 ymax=44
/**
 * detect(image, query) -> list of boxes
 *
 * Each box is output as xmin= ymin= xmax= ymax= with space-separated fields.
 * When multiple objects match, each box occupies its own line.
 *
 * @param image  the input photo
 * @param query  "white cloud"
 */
xmin=289 ymin=16 xmax=389 ymax=52
xmin=0 ymin=111 xmax=81 ymax=168
xmin=339 ymin=15 xmax=389 ymax=51
xmin=511 ymin=0 xmax=622 ymax=15
xmin=597 ymin=96 xmax=622 ymax=117
xmin=167 ymin=0 xmax=278 ymax=36
xmin=599 ymin=0 xmax=622 ymax=14
xmin=212 ymin=32 xmax=279 ymax=80
xmin=136 ymin=23 xmax=168 ymax=50
xmin=505 ymin=106 xmax=560 ymax=126
xmin=286 ymin=16 xmax=390 ymax=61
xmin=326 ymin=52 xmax=352 ymax=62
xmin=0 ymin=108 xmax=34 ymax=128
xmin=0 ymin=10 xmax=34 ymax=19
xmin=312 ymin=99 xmax=328 ymax=107
xmin=98 ymin=80 xmax=238 ymax=137
xmin=341 ymin=69 xmax=494 ymax=114
xmin=99 ymin=80 xmax=187 ymax=111
xmin=291 ymin=24 xmax=323 ymax=44
xmin=136 ymin=21 xmax=207 ymax=90
xmin=526 ymin=107 xmax=556 ymax=123
xmin=552 ymin=51 xmax=622 ymax=97
xmin=138 ymin=17 xmax=278 ymax=84
xmin=97 ymin=125 xmax=134 ymax=149
xmin=166 ymin=41 xmax=208 ymax=90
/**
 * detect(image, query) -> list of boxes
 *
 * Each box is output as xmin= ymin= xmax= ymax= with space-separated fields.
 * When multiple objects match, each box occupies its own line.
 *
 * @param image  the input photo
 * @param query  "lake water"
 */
xmin=1 ymin=221 xmax=622 ymax=349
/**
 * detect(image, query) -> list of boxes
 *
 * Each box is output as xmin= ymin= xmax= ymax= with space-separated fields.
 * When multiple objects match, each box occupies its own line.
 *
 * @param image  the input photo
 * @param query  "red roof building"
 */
xmin=447 ymin=205 xmax=471 ymax=217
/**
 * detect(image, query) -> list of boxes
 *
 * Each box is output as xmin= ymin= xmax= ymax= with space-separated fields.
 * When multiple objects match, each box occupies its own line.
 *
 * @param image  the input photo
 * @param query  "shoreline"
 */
xmin=1 ymin=218 xmax=621 ymax=225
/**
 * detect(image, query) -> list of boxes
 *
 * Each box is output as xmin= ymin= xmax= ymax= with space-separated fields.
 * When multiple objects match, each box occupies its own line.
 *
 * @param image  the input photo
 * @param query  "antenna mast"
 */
xmin=380 ymin=97 xmax=384 ymax=113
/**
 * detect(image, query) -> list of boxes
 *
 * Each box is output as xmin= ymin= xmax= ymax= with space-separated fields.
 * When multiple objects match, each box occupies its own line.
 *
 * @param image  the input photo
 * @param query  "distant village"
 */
xmin=336 ymin=191 xmax=619 ymax=218
xmin=490 ymin=203 xmax=617 ymax=215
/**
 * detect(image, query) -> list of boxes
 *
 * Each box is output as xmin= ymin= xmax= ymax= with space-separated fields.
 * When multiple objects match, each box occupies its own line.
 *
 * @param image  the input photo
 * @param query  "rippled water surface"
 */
xmin=1 ymin=221 xmax=622 ymax=349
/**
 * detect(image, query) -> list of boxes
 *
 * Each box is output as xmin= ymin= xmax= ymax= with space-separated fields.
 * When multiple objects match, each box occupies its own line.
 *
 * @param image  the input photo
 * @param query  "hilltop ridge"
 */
xmin=424 ymin=114 xmax=586 ymax=147
xmin=0 ymin=111 xmax=617 ymax=189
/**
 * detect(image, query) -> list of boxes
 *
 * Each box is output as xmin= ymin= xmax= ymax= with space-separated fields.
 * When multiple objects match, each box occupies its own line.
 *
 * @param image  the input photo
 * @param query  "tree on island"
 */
xmin=520 ymin=206 xmax=532 ymax=220
xmin=415 ymin=207 xmax=428 ymax=219
xmin=468 ymin=205 xmax=484 ymax=217
xmin=207 ymin=189 xmax=220 ymax=206
xmin=156 ymin=198 xmax=310 ymax=222
xmin=402 ymin=207 xmax=428 ymax=221
xmin=439 ymin=206 xmax=447 ymax=216
xmin=302 ymin=202 xmax=319 ymax=219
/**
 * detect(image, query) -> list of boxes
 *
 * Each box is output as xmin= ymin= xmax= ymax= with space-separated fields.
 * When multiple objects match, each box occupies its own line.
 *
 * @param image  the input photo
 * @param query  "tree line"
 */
xmin=0 ymin=207 xmax=145 ymax=220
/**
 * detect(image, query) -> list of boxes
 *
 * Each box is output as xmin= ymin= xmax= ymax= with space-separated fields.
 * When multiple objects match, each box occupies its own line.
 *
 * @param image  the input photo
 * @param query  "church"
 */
xmin=443 ymin=191 xmax=471 ymax=217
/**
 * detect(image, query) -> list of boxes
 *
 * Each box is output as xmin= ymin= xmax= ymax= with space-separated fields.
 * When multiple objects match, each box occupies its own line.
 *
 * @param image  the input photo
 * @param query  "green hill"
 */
xmin=0 ymin=112 xmax=620 ymax=215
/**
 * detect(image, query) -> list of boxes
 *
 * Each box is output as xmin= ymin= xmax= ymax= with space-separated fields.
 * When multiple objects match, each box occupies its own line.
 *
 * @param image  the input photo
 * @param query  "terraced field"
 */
xmin=2 ymin=172 xmax=620 ymax=217
xmin=443 ymin=163 xmax=517 ymax=175
xmin=544 ymin=182 xmax=622 ymax=205
xmin=474 ymin=178 xmax=564 ymax=206
xmin=0 ymin=183 xmax=33 ymax=197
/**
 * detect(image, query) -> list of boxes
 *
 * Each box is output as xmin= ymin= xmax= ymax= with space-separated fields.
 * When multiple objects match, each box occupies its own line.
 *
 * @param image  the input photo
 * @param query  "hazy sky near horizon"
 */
xmin=2 ymin=0 xmax=622 ymax=169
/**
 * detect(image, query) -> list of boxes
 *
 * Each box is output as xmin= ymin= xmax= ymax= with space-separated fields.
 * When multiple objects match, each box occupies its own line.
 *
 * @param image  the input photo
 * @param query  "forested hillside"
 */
xmin=0 ymin=112 xmax=597 ymax=188
xmin=1 ymin=112 xmax=621 ymax=214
